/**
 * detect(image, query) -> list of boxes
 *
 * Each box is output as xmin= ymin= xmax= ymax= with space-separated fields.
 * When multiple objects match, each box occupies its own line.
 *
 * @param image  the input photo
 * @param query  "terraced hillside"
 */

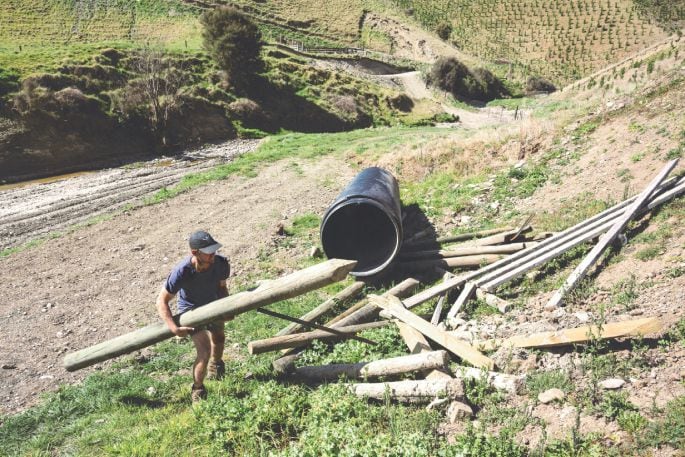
xmin=390 ymin=0 xmax=683 ymax=83
xmin=0 ymin=0 xmax=201 ymax=47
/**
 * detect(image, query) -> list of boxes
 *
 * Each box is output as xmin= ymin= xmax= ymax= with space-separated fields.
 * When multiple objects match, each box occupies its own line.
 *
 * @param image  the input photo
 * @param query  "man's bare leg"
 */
xmin=191 ymin=330 xmax=211 ymax=388
xmin=209 ymin=325 xmax=225 ymax=362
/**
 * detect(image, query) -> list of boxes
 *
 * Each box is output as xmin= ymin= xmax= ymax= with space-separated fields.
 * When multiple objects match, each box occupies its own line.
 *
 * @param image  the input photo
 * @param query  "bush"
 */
xmin=386 ymin=93 xmax=413 ymax=112
xmin=0 ymin=68 xmax=20 ymax=97
xmin=200 ymin=6 xmax=263 ymax=91
xmin=526 ymin=75 xmax=557 ymax=94
xmin=427 ymin=57 xmax=470 ymax=95
xmin=436 ymin=21 xmax=452 ymax=40
xmin=471 ymin=67 xmax=508 ymax=100
xmin=228 ymin=98 xmax=273 ymax=131
xmin=427 ymin=58 xmax=507 ymax=102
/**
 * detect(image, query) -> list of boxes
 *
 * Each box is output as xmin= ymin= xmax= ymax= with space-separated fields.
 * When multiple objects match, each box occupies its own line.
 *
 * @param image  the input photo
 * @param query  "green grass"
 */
xmin=147 ymin=126 xmax=454 ymax=204
xmin=525 ymin=370 xmax=573 ymax=399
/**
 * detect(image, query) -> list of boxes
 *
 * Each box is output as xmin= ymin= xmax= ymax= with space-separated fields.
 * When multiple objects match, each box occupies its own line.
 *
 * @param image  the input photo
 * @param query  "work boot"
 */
xmin=191 ymin=384 xmax=207 ymax=403
xmin=207 ymin=359 xmax=225 ymax=380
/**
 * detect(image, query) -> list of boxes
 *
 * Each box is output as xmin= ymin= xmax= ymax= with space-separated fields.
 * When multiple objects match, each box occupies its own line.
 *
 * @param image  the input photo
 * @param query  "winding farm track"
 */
xmin=0 ymin=139 xmax=261 ymax=251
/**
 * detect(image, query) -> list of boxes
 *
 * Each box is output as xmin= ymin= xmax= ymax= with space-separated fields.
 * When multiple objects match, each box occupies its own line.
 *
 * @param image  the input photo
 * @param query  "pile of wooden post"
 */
xmin=247 ymin=160 xmax=681 ymax=403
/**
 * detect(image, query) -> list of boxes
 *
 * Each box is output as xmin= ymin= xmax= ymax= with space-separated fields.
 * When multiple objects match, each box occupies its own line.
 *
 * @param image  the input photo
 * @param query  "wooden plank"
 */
xmin=64 ymin=259 xmax=357 ymax=371
xmin=369 ymin=295 xmax=494 ymax=370
xmin=446 ymin=281 xmax=476 ymax=320
xmin=474 ymin=317 xmax=663 ymax=351
xmin=546 ymin=159 xmax=678 ymax=308
xmin=275 ymin=281 xmax=364 ymax=336
xmin=430 ymin=295 xmax=445 ymax=326
xmin=396 ymin=322 xmax=453 ymax=381
xmin=248 ymin=321 xmax=389 ymax=354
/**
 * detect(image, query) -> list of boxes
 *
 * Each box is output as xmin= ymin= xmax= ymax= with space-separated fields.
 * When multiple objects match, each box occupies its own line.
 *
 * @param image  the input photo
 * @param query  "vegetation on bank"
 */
xmin=0 ymin=4 xmax=422 ymax=183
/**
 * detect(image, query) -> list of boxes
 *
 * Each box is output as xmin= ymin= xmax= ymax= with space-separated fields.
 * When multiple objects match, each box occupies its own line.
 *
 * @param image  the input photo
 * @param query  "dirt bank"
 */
xmin=0 ymin=152 xmax=356 ymax=415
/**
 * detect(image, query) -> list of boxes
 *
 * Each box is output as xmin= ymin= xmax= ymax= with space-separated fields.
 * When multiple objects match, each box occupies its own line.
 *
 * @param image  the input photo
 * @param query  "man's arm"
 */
xmin=156 ymin=287 xmax=195 ymax=336
xmin=217 ymin=279 xmax=234 ymax=321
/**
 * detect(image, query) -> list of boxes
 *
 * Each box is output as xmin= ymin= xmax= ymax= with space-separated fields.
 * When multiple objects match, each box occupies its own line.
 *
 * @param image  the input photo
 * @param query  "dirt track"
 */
xmin=0 ymin=139 xmax=260 ymax=252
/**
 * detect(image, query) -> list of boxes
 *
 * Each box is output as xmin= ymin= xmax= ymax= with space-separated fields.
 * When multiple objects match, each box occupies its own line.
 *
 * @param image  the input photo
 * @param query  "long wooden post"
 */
xmin=248 ymin=321 xmax=390 ymax=354
xmin=545 ymin=159 xmax=678 ymax=308
xmin=64 ymin=259 xmax=357 ymax=371
xmin=294 ymin=350 xmax=450 ymax=381
xmin=275 ymin=281 xmax=364 ymax=336
xmin=402 ymin=176 xmax=685 ymax=309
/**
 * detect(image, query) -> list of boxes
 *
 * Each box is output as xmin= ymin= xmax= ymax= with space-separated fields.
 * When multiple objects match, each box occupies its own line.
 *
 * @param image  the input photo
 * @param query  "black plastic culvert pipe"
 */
xmin=320 ymin=167 xmax=403 ymax=277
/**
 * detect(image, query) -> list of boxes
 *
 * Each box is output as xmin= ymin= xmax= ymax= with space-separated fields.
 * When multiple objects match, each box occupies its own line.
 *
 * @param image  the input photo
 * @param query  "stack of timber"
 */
xmin=247 ymin=160 xmax=681 ymax=404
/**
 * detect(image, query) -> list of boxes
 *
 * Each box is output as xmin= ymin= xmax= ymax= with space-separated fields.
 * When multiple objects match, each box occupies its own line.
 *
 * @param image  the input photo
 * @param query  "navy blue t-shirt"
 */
xmin=165 ymin=255 xmax=230 ymax=314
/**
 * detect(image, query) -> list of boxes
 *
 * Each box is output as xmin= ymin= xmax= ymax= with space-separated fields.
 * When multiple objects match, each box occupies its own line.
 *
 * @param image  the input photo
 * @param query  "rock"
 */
xmin=446 ymin=317 xmax=467 ymax=329
xmin=146 ymin=386 xmax=157 ymax=396
xmin=538 ymin=388 xmax=565 ymax=404
xmin=520 ymin=354 xmax=538 ymax=373
xmin=599 ymin=378 xmax=625 ymax=390
xmin=447 ymin=401 xmax=474 ymax=423
xmin=309 ymin=246 xmax=322 ymax=258
xmin=131 ymin=244 xmax=145 ymax=251
xmin=459 ymin=215 xmax=472 ymax=225
xmin=574 ymin=311 xmax=591 ymax=323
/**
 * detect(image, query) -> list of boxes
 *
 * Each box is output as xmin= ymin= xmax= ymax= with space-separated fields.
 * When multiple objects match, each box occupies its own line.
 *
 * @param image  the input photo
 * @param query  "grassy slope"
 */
xmin=387 ymin=0 xmax=680 ymax=83
xmin=213 ymin=0 xmax=683 ymax=85
xmin=3 ymin=41 xmax=685 ymax=452
xmin=0 ymin=0 xmax=203 ymax=76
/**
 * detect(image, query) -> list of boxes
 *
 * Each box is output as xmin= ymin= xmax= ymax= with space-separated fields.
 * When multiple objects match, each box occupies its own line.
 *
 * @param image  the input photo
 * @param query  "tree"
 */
xmin=112 ymin=48 xmax=187 ymax=147
xmin=201 ymin=6 xmax=262 ymax=91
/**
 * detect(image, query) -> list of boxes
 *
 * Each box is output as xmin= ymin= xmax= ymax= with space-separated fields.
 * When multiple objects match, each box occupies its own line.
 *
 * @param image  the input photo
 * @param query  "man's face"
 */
xmin=194 ymin=250 xmax=216 ymax=269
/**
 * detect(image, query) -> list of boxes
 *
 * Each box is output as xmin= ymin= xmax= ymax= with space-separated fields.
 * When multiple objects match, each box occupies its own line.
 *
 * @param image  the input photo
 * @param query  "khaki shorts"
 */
xmin=193 ymin=321 xmax=225 ymax=333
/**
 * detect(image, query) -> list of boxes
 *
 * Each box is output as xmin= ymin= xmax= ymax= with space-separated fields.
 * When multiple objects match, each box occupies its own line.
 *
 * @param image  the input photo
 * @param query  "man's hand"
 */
xmin=171 ymin=326 xmax=195 ymax=337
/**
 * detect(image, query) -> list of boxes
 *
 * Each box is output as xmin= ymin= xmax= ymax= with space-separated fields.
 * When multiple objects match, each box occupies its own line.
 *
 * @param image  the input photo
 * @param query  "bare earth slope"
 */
xmin=0 ymin=155 xmax=355 ymax=414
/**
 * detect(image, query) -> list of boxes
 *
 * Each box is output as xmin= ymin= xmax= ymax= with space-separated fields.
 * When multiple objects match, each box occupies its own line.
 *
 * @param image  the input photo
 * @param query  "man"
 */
xmin=157 ymin=230 xmax=232 ymax=403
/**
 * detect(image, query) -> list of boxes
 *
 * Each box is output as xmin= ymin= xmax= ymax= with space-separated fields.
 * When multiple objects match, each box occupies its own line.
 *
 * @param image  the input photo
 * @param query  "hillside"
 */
xmin=1 ymin=23 xmax=685 ymax=454
xmin=1 ymin=1 xmax=685 ymax=455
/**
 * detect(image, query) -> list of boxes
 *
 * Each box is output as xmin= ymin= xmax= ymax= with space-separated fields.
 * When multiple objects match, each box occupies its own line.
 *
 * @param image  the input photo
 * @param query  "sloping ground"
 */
xmin=0 ymin=155 xmax=357 ymax=415
xmin=1 ymin=29 xmax=685 ymax=455
xmin=387 ymin=0 xmax=682 ymax=83
xmin=0 ymin=0 xmax=201 ymax=47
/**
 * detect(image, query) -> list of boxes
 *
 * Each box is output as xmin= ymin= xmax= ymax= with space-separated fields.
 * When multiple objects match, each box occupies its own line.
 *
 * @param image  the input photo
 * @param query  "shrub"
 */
xmin=471 ymin=67 xmax=508 ymax=100
xmin=427 ymin=58 xmax=507 ymax=102
xmin=526 ymin=75 xmax=557 ymax=94
xmin=0 ymin=68 xmax=20 ymax=97
xmin=200 ymin=6 xmax=263 ymax=91
xmin=436 ymin=21 xmax=452 ymax=40
xmin=427 ymin=57 xmax=470 ymax=96
xmin=386 ymin=93 xmax=413 ymax=112
xmin=228 ymin=98 xmax=272 ymax=131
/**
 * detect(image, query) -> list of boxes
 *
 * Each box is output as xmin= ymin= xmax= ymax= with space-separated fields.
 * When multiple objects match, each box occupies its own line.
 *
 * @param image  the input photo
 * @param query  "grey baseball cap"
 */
xmin=189 ymin=230 xmax=222 ymax=254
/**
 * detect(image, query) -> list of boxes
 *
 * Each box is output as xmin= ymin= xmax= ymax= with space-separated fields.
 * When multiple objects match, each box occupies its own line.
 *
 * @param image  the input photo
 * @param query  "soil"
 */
xmin=0 ymin=149 xmax=356 ymax=415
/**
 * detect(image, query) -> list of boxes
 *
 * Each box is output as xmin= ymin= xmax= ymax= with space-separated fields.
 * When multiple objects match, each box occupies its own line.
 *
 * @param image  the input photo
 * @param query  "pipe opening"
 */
xmin=321 ymin=199 xmax=400 ymax=276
